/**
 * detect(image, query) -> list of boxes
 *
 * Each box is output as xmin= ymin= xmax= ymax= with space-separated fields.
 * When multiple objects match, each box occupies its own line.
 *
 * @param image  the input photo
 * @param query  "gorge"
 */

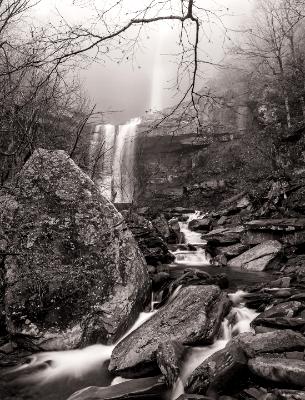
xmin=2 ymin=1 xmax=305 ymax=400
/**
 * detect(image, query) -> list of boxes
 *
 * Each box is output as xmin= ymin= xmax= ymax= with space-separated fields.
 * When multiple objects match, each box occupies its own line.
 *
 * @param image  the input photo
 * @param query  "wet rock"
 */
xmin=242 ymin=219 xmax=305 ymax=246
xmin=236 ymin=196 xmax=251 ymax=209
xmin=254 ymin=317 xmax=305 ymax=331
xmin=186 ymin=343 xmax=248 ymax=395
xmin=123 ymin=211 xmax=174 ymax=266
xmin=151 ymin=213 xmax=170 ymax=240
xmin=242 ymin=387 xmax=268 ymax=400
xmin=1 ymin=149 xmax=150 ymax=350
xmin=248 ymin=357 xmax=305 ymax=386
xmin=202 ymin=226 xmax=244 ymax=247
xmin=217 ymin=216 xmax=227 ymax=226
xmin=176 ymin=395 xmax=213 ymax=400
xmin=109 ymin=285 xmax=231 ymax=378
xmin=213 ymin=254 xmax=228 ymax=266
xmin=151 ymin=272 xmax=171 ymax=292
xmin=228 ymin=241 xmax=282 ymax=271
xmin=272 ymin=389 xmax=305 ymax=399
xmin=67 ymin=376 xmax=166 ymax=400
xmin=168 ymin=218 xmax=182 ymax=244
xmin=188 ymin=219 xmax=212 ymax=232
xmin=160 ymin=271 xmax=229 ymax=307
xmin=156 ymin=340 xmax=185 ymax=386
xmin=243 ymin=293 xmax=273 ymax=310
xmin=269 ymin=277 xmax=291 ymax=288
xmin=231 ymin=330 xmax=305 ymax=358
xmin=251 ymin=301 xmax=304 ymax=329
xmin=216 ymin=243 xmax=248 ymax=259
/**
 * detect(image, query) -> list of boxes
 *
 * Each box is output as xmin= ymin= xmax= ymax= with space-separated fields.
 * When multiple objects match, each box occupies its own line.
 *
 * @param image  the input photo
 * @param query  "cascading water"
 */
xmin=2 ymin=290 xmax=258 ymax=400
xmin=1 ymin=213 xmax=263 ymax=400
xmin=171 ymin=292 xmax=259 ymax=400
xmin=89 ymin=123 xmax=116 ymax=201
xmin=112 ymin=118 xmax=141 ymax=203
xmin=172 ymin=211 xmax=211 ymax=266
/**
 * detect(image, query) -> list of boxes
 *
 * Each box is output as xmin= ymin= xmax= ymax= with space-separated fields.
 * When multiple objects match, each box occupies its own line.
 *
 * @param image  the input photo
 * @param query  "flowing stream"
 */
xmin=1 ymin=213 xmax=263 ymax=400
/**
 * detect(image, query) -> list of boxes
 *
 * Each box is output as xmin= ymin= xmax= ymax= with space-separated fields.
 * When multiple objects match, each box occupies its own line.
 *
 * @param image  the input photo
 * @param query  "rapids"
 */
xmin=0 ymin=212 xmax=266 ymax=400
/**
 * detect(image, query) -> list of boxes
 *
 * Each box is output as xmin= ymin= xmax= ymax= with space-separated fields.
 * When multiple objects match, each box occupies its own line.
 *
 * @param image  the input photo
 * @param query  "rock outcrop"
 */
xmin=67 ymin=376 xmax=166 ymax=400
xmin=186 ymin=329 xmax=305 ymax=397
xmin=186 ymin=343 xmax=248 ymax=395
xmin=227 ymin=240 xmax=282 ymax=271
xmin=109 ymin=285 xmax=231 ymax=378
xmin=122 ymin=211 xmax=174 ymax=266
xmin=0 ymin=149 xmax=150 ymax=350
xmin=249 ymin=357 xmax=305 ymax=387
xmin=242 ymin=219 xmax=305 ymax=246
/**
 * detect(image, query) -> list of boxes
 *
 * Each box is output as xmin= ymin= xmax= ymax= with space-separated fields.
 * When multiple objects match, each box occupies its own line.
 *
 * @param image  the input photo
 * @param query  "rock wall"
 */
xmin=134 ymin=91 xmax=254 ymax=207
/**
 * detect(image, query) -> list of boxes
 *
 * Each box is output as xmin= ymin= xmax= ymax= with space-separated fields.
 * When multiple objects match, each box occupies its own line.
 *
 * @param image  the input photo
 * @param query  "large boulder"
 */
xmin=251 ymin=301 xmax=304 ymax=330
xmin=122 ymin=211 xmax=174 ymax=266
xmin=188 ymin=219 xmax=212 ymax=232
xmin=231 ymin=330 xmax=305 ymax=358
xmin=156 ymin=340 xmax=185 ymax=386
xmin=186 ymin=343 xmax=248 ymax=395
xmin=227 ymin=240 xmax=282 ymax=271
xmin=202 ymin=226 xmax=244 ymax=247
xmin=0 ymin=149 xmax=150 ymax=350
xmin=248 ymin=357 xmax=305 ymax=387
xmin=109 ymin=285 xmax=231 ymax=378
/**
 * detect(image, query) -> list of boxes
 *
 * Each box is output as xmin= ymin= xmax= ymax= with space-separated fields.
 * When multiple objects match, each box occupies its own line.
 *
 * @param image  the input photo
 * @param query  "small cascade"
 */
xmin=179 ymin=211 xmax=203 ymax=245
xmin=173 ymin=248 xmax=210 ymax=266
xmin=112 ymin=118 xmax=141 ymax=203
xmin=89 ymin=123 xmax=116 ymax=201
xmin=172 ymin=212 xmax=210 ymax=266
xmin=171 ymin=291 xmax=258 ymax=400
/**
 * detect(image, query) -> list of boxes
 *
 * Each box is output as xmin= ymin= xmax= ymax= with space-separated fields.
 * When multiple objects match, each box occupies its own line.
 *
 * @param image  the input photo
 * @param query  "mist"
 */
xmin=35 ymin=0 xmax=255 ymax=124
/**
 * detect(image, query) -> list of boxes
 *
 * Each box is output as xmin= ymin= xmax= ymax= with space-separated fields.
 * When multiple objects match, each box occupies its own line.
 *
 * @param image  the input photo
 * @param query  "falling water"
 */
xmin=172 ymin=212 xmax=210 ymax=266
xmin=89 ymin=124 xmax=116 ymax=201
xmin=171 ymin=291 xmax=259 ymax=400
xmin=112 ymin=118 xmax=141 ymax=203
xmin=1 ymin=291 xmax=258 ymax=400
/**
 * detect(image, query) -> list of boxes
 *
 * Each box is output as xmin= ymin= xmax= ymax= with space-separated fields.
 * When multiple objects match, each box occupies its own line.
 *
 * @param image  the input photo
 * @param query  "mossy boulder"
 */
xmin=0 ymin=149 xmax=150 ymax=350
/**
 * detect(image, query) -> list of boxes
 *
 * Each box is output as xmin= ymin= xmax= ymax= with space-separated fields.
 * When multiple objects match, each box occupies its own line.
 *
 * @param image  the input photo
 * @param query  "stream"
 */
xmin=0 ymin=212 xmax=270 ymax=400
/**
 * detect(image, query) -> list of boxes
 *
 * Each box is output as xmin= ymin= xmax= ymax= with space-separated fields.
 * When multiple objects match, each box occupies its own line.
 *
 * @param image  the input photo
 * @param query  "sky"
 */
xmin=35 ymin=0 xmax=255 ymax=124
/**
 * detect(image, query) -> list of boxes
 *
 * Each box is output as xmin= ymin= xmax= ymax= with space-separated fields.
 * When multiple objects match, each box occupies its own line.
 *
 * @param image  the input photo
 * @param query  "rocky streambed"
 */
xmin=1 ymin=150 xmax=305 ymax=400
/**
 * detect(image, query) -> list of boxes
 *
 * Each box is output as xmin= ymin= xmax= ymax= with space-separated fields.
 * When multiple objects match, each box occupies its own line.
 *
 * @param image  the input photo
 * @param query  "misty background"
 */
xmin=34 ymin=0 xmax=254 ymax=124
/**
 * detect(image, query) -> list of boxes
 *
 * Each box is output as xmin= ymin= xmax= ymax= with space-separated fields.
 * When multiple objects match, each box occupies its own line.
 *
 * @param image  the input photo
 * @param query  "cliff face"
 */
xmin=134 ymin=93 xmax=254 ymax=207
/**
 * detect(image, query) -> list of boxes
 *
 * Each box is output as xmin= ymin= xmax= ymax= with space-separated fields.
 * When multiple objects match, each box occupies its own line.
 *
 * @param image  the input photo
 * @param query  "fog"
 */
xmin=36 ymin=0 xmax=255 ymax=124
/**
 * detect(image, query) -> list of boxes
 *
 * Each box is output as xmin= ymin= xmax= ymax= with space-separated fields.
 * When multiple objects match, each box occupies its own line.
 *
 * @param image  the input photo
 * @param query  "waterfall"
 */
xmin=112 ymin=118 xmax=140 ymax=203
xmin=89 ymin=118 xmax=140 ymax=203
xmin=89 ymin=124 xmax=116 ymax=201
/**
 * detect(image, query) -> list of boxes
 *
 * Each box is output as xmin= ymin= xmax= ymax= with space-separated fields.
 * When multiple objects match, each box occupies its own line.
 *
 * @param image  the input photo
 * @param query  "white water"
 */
xmin=179 ymin=211 xmax=204 ymax=245
xmin=5 ymin=291 xmax=257 ymax=400
xmin=172 ymin=212 xmax=210 ymax=266
xmin=6 ymin=310 xmax=156 ymax=386
xmin=112 ymin=118 xmax=140 ymax=203
xmin=171 ymin=291 xmax=258 ymax=399
xmin=89 ymin=124 xmax=116 ymax=201
xmin=6 ymin=213 xmax=259 ymax=399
